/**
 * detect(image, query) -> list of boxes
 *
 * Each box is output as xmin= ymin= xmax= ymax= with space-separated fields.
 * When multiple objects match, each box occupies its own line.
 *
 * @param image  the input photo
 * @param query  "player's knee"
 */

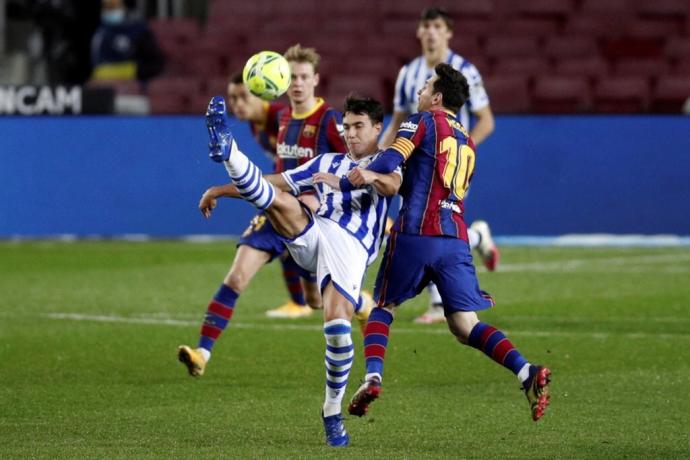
xmin=305 ymin=289 xmax=322 ymax=309
xmin=447 ymin=311 xmax=478 ymax=344
xmin=225 ymin=271 xmax=249 ymax=293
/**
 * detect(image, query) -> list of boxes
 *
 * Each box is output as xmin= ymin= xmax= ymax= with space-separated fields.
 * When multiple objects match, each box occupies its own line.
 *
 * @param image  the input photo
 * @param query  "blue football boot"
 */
xmin=322 ymin=412 xmax=349 ymax=447
xmin=205 ymin=95 xmax=234 ymax=163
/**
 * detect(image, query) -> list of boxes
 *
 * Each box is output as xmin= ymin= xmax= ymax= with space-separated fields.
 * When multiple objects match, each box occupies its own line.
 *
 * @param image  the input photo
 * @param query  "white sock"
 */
xmin=427 ymin=282 xmax=443 ymax=306
xmin=468 ymin=227 xmax=480 ymax=250
xmin=199 ymin=348 xmax=211 ymax=362
xmin=517 ymin=363 xmax=531 ymax=383
xmin=223 ymin=141 xmax=275 ymax=210
xmin=323 ymin=319 xmax=353 ymax=417
xmin=365 ymin=372 xmax=382 ymax=383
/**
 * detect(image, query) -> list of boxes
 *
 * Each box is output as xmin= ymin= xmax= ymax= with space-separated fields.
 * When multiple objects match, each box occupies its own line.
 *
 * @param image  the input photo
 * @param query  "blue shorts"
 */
xmin=374 ymin=231 xmax=494 ymax=314
xmin=237 ymin=212 xmax=288 ymax=261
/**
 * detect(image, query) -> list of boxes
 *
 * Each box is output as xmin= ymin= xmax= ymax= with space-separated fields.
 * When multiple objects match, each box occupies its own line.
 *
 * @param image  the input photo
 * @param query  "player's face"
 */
xmin=343 ymin=112 xmax=382 ymax=158
xmin=287 ymin=61 xmax=319 ymax=104
xmin=226 ymin=82 xmax=261 ymax=120
xmin=417 ymin=75 xmax=440 ymax=112
xmin=416 ymin=18 xmax=452 ymax=52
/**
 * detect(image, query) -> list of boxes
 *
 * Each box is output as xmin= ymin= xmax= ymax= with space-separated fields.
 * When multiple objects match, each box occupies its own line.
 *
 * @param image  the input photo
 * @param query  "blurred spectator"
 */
xmin=29 ymin=0 xmax=100 ymax=85
xmin=90 ymin=0 xmax=165 ymax=88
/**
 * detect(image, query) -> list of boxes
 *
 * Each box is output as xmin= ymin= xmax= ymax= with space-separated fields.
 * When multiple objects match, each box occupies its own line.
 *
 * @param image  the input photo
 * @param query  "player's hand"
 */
xmin=199 ymin=189 xmax=218 ymax=218
xmin=347 ymin=167 xmax=376 ymax=186
xmin=312 ymin=172 xmax=340 ymax=190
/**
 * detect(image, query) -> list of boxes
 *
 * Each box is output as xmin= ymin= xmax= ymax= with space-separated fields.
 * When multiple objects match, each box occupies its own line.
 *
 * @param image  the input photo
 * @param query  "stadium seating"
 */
xmin=532 ymin=76 xmax=590 ymax=113
xmin=593 ymin=77 xmax=650 ymax=113
xmin=483 ymin=75 xmax=531 ymax=113
xmin=651 ymin=76 xmax=690 ymax=112
xmin=143 ymin=0 xmax=690 ymax=114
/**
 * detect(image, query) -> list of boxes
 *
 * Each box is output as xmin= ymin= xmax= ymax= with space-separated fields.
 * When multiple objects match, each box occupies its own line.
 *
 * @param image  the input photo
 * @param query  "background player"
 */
xmin=226 ymin=70 xmax=320 ymax=318
xmin=345 ymin=64 xmax=551 ymax=424
xmin=380 ymin=6 xmax=499 ymax=324
xmin=204 ymin=94 xmax=401 ymax=447
xmin=177 ymin=44 xmax=352 ymax=377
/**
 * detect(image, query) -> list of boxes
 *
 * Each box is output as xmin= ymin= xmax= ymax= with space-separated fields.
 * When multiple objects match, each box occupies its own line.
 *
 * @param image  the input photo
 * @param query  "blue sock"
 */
xmin=363 ymin=308 xmax=394 ymax=379
xmin=198 ymin=284 xmax=238 ymax=351
xmin=468 ymin=322 xmax=529 ymax=376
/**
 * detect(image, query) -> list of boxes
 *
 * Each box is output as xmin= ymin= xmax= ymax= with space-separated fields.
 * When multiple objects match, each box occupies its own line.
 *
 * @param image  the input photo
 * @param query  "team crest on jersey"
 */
xmin=302 ymin=125 xmax=316 ymax=137
xmin=399 ymin=121 xmax=418 ymax=132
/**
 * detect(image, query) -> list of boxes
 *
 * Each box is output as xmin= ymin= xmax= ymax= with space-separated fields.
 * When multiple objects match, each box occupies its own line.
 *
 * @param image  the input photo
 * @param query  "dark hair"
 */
xmin=343 ymin=94 xmax=384 ymax=124
xmin=432 ymin=63 xmax=469 ymax=113
xmin=420 ymin=6 xmax=453 ymax=30
xmin=229 ymin=71 xmax=243 ymax=85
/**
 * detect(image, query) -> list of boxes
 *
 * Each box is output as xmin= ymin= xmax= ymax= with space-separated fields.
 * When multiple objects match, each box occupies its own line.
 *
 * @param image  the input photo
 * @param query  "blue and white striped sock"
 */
xmin=223 ymin=141 xmax=275 ymax=210
xmin=323 ymin=319 xmax=354 ymax=417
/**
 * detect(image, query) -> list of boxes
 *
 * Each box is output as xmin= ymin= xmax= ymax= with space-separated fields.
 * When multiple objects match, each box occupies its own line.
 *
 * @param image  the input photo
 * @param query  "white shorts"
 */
xmin=285 ymin=215 xmax=368 ymax=306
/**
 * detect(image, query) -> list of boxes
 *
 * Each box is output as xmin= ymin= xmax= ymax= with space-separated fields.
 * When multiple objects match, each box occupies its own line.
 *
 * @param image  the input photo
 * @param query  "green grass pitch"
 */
xmin=1 ymin=241 xmax=689 ymax=459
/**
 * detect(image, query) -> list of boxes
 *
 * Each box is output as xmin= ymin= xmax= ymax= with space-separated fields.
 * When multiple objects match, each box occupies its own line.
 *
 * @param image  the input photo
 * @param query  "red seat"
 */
xmin=442 ymin=0 xmax=495 ymax=18
xmin=636 ymin=0 xmax=690 ymax=18
xmin=544 ymin=36 xmax=598 ymax=59
xmin=579 ymin=0 xmax=633 ymax=14
xmin=650 ymin=76 xmax=690 ymax=112
xmin=601 ymin=37 xmax=664 ymax=59
xmin=613 ymin=59 xmax=669 ymax=79
xmin=532 ymin=76 xmax=590 ymax=113
xmin=665 ymin=37 xmax=690 ymax=61
xmin=491 ymin=56 xmax=551 ymax=77
xmin=592 ymin=76 xmax=650 ymax=113
xmin=515 ymin=0 xmax=575 ymax=18
xmin=554 ymin=57 xmax=610 ymax=81
xmin=501 ymin=18 xmax=561 ymax=38
xmin=625 ymin=19 xmax=681 ymax=39
xmin=483 ymin=75 xmax=531 ymax=113
xmin=484 ymin=36 xmax=540 ymax=58
xmin=564 ymin=14 xmax=627 ymax=37
xmin=324 ymin=75 xmax=386 ymax=109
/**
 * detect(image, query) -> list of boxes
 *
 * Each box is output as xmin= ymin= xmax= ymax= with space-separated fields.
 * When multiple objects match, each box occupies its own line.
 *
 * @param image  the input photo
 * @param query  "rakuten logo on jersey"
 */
xmin=276 ymin=143 xmax=314 ymax=158
xmin=399 ymin=121 xmax=418 ymax=132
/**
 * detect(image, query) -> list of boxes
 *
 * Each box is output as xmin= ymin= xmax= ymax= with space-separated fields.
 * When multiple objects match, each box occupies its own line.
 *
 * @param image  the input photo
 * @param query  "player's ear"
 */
xmin=313 ymin=73 xmax=320 ymax=87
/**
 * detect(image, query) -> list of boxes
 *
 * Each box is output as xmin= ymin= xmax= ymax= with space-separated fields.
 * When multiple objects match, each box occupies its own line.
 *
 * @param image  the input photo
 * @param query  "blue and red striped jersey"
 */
xmin=248 ymin=101 xmax=285 ymax=164
xmin=275 ymin=98 xmax=347 ymax=173
xmin=388 ymin=109 xmax=476 ymax=241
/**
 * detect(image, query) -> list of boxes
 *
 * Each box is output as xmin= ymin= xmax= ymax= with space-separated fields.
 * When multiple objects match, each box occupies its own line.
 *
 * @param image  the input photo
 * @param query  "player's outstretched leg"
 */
xmin=348 ymin=307 xmax=392 ymax=416
xmin=466 ymin=321 xmax=551 ymax=421
xmin=205 ymin=96 xmax=275 ymax=211
xmin=178 ymin=284 xmax=238 ymax=377
xmin=469 ymin=220 xmax=500 ymax=271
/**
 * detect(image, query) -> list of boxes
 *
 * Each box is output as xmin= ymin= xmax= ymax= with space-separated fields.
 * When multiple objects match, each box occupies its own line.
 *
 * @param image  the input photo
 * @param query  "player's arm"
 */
xmin=199 ymin=174 xmax=290 ymax=218
xmin=470 ymin=105 xmax=495 ymax=146
xmin=347 ymin=168 xmax=401 ymax=196
xmin=465 ymin=63 xmax=495 ymax=146
xmin=379 ymin=110 xmax=409 ymax=148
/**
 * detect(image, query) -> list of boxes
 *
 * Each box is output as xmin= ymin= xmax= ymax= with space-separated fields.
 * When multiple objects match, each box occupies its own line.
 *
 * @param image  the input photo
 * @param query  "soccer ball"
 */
xmin=242 ymin=51 xmax=291 ymax=101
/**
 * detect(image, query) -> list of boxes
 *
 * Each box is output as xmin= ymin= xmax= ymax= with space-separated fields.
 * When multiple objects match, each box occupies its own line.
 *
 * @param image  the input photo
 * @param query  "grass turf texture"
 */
xmin=1 ymin=241 xmax=689 ymax=459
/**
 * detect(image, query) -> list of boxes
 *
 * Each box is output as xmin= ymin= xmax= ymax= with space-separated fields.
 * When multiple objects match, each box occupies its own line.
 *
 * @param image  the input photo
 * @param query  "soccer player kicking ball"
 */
xmin=204 ymin=94 xmax=401 ymax=447
xmin=342 ymin=64 xmax=551 ymax=423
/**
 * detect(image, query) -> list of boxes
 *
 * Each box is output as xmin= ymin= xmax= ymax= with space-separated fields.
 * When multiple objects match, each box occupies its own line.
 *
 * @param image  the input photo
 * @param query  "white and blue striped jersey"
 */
xmin=393 ymin=49 xmax=489 ymax=130
xmin=282 ymin=152 xmax=401 ymax=264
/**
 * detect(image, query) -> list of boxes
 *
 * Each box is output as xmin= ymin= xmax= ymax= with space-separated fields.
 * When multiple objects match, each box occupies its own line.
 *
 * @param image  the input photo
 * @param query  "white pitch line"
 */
xmin=493 ymin=253 xmax=690 ymax=272
xmin=44 ymin=312 xmax=690 ymax=341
